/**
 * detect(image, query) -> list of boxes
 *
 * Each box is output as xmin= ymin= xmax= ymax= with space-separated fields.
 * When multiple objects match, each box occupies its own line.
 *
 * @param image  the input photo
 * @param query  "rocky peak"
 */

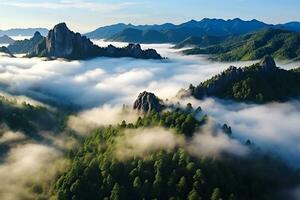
xmin=40 ymin=22 xmax=96 ymax=59
xmin=133 ymin=91 xmax=164 ymax=113
xmin=259 ymin=55 xmax=277 ymax=70
xmin=33 ymin=31 xmax=42 ymax=38
xmin=30 ymin=23 xmax=162 ymax=60
xmin=54 ymin=22 xmax=68 ymax=30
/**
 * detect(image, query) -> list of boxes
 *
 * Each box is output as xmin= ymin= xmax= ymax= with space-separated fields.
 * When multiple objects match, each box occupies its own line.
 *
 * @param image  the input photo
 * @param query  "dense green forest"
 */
xmin=187 ymin=56 xmax=300 ymax=103
xmin=51 ymin=106 xmax=300 ymax=200
xmin=174 ymin=36 xmax=226 ymax=49
xmin=182 ymin=29 xmax=300 ymax=61
xmin=0 ymin=95 xmax=66 ymax=137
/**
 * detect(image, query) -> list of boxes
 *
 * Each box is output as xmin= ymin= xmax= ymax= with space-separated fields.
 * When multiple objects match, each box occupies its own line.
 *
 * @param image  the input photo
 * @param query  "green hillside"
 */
xmin=174 ymin=36 xmax=225 ymax=49
xmin=183 ymin=29 xmax=300 ymax=61
xmin=186 ymin=56 xmax=300 ymax=103
xmin=53 ymin=106 xmax=299 ymax=200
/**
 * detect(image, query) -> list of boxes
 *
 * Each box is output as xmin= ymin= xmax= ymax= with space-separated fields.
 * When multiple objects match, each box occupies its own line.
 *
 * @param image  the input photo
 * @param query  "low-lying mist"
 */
xmin=115 ymin=124 xmax=248 ymax=160
xmin=0 ymin=41 xmax=257 ymax=108
xmin=178 ymin=97 xmax=300 ymax=166
xmin=0 ymin=41 xmax=300 ymax=199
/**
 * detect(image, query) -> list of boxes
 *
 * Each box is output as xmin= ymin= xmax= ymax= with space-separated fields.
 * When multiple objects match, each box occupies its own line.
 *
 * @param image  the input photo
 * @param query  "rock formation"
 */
xmin=0 ymin=46 xmax=14 ymax=57
xmin=30 ymin=23 xmax=162 ymax=60
xmin=133 ymin=91 xmax=164 ymax=113
xmin=259 ymin=55 xmax=277 ymax=70
xmin=8 ymin=31 xmax=44 ymax=54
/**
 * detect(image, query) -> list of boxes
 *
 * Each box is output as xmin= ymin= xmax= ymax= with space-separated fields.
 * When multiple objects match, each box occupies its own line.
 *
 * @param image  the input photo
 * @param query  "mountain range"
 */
xmin=0 ymin=28 xmax=48 ymax=37
xmin=182 ymin=56 xmax=300 ymax=103
xmin=7 ymin=31 xmax=44 ymax=54
xmin=183 ymin=28 xmax=300 ymax=61
xmin=85 ymin=18 xmax=300 ymax=43
xmin=12 ymin=23 xmax=162 ymax=60
xmin=0 ymin=35 xmax=15 ymax=44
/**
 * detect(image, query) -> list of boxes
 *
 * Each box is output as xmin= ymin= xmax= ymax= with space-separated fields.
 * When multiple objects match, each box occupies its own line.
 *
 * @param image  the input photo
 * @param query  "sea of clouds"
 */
xmin=0 ymin=40 xmax=300 ymax=199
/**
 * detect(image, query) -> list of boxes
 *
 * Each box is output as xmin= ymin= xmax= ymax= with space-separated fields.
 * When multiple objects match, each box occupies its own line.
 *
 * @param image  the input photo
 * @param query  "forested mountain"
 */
xmin=276 ymin=22 xmax=300 ymax=32
xmin=52 ymin=92 xmax=300 ymax=200
xmin=184 ymin=56 xmax=300 ymax=103
xmin=174 ymin=35 xmax=226 ymax=49
xmin=183 ymin=28 xmax=300 ymax=61
xmin=86 ymin=18 xmax=300 ymax=44
xmin=0 ymin=28 xmax=48 ymax=36
xmin=0 ymin=95 xmax=66 ymax=138
xmin=85 ymin=23 xmax=176 ymax=39
xmin=102 ymin=18 xmax=269 ymax=43
xmin=109 ymin=28 xmax=168 ymax=44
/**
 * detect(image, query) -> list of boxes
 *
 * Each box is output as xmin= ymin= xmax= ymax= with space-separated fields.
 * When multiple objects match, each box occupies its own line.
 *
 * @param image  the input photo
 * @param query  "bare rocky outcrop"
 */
xmin=259 ymin=55 xmax=277 ymax=70
xmin=133 ymin=91 xmax=164 ymax=113
xmin=30 ymin=23 xmax=162 ymax=60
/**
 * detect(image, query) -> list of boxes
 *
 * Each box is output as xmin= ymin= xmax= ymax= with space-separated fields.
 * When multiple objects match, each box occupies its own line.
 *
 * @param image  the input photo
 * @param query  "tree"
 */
xmin=133 ymin=177 xmax=142 ymax=189
xmin=110 ymin=183 xmax=122 ymax=200
xmin=228 ymin=193 xmax=236 ymax=200
xmin=177 ymin=176 xmax=187 ymax=194
xmin=211 ymin=188 xmax=222 ymax=200
xmin=188 ymin=189 xmax=201 ymax=200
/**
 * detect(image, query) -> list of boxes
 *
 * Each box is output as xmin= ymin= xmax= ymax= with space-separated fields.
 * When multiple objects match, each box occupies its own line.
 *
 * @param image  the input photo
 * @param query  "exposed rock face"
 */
xmin=133 ymin=91 xmax=164 ymax=113
xmin=31 ymin=23 xmax=162 ymax=60
xmin=0 ymin=46 xmax=14 ymax=57
xmin=32 ymin=23 xmax=98 ymax=59
xmin=8 ymin=31 xmax=44 ymax=54
xmin=259 ymin=55 xmax=277 ymax=70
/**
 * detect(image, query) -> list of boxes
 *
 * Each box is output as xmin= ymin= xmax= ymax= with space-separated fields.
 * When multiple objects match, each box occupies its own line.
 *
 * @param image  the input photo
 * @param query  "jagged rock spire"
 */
xmin=133 ymin=91 xmax=164 ymax=113
xmin=259 ymin=55 xmax=276 ymax=69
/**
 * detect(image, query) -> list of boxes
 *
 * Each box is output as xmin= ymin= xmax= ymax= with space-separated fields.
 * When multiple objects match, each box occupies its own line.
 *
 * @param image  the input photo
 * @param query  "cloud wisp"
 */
xmin=178 ymin=97 xmax=300 ymax=166
xmin=115 ymin=123 xmax=249 ymax=160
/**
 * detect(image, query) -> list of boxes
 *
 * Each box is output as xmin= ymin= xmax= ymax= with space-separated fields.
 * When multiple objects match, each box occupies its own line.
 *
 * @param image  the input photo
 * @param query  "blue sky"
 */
xmin=0 ymin=0 xmax=299 ymax=32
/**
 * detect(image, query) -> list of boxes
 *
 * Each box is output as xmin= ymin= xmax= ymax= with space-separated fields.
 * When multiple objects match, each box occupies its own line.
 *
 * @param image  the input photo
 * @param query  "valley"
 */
xmin=0 ymin=2 xmax=300 ymax=199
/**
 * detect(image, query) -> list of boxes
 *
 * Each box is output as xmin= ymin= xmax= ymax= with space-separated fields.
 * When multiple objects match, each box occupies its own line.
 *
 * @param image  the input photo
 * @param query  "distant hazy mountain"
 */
xmin=30 ymin=23 xmax=162 ymax=60
xmin=109 ymin=28 xmax=168 ymax=43
xmin=275 ymin=22 xmax=300 ymax=32
xmin=183 ymin=28 xmax=300 ymax=61
xmin=85 ymin=23 xmax=176 ymax=39
xmin=8 ymin=31 xmax=44 ymax=54
xmin=110 ymin=19 xmax=269 ymax=43
xmin=174 ymin=35 xmax=226 ymax=49
xmin=0 ymin=28 xmax=48 ymax=37
xmin=87 ymin=18 xmax=271 ymax=43
xmin=0 ymin=35 xmax=15 ymax=44
xmin=86 ymin=18 xmax=300 ymax=44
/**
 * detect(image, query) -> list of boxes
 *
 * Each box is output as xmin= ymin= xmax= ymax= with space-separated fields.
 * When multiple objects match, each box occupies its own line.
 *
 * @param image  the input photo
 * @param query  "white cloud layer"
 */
xmin=178 ymin=97 xmax=300 ymax=166
xmin=0 ymin=41 xmax=259 ymax=108
xmin=115 ymin=124 xmax=248 ymax=160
